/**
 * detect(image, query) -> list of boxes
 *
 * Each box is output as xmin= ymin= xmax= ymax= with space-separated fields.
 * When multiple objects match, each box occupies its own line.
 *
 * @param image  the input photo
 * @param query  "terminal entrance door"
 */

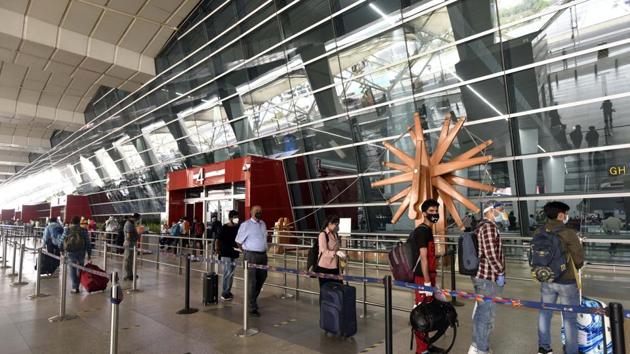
xmin=204 ymin=182 xmax=245 ymax=224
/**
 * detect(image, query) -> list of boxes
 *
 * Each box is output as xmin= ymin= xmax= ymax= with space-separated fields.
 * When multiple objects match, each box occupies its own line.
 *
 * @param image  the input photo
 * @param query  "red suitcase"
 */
xmin=80 ymin=263 xmax=109 ymax=293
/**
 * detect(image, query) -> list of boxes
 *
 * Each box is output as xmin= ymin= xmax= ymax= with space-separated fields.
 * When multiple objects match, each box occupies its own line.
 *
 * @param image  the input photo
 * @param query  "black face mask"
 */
xmin=254 ymin=211 xmax=262 ymax=219
xmin=426 ymin=213 xmax=440 ymax=223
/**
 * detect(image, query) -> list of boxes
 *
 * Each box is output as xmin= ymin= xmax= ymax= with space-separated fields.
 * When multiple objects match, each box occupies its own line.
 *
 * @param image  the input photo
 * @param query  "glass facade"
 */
xmin=1 ymin=0 xmax=630 ymax=245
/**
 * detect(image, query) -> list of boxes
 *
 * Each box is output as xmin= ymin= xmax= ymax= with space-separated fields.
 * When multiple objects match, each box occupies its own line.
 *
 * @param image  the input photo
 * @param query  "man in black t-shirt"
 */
xmin=215 ymin=210 xmax=240 ymax=301
xmin=411 ymin=199 xmax=441 ymax=354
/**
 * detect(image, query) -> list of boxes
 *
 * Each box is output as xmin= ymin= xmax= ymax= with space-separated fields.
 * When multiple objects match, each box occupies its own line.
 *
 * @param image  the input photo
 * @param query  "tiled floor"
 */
xmin=0 ymin=240 xmax=628 ymax=354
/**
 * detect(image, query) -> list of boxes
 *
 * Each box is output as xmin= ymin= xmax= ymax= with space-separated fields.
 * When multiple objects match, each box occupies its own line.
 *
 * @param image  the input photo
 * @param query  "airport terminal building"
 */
xmin=0 ymin=0 xmax=628 ymax=353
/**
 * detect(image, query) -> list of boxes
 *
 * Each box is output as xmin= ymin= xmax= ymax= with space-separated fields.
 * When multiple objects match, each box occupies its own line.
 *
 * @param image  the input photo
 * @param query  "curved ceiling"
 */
xmin=0 ymin=0 xmax=200 ymax=181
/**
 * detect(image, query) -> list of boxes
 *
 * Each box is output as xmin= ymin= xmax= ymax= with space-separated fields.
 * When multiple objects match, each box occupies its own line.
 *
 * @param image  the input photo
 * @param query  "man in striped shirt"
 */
xmin=468 ymin=201 xmax=505 ymax=354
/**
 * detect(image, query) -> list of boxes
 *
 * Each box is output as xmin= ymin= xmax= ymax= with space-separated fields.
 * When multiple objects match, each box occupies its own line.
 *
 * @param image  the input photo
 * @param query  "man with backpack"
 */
xmin=408 ymin=199 xmax=441 ymax=354
xmin=60 ymin=216 xmax=92 ymax=294
xmin=535 ymin=202 xmax=584 ymax=354
xmin=468 ymin=201 xmax=505 ymax=354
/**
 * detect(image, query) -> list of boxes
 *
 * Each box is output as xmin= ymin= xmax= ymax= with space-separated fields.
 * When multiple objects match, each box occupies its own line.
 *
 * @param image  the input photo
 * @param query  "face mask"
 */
xmin=254 ymin=211 xmax=262 ymax=220
xmin=494 ymin=212 xmax=503 ymax=222
xmin=426 ymin=213 xmax=439 ymax=223
xmin=232 ymin=218 xmax=239 ymax=224
xmin=563 ymin=214 xmax=569 ymax=224
xmin=211 ymin=217 xmax=217 ymax=222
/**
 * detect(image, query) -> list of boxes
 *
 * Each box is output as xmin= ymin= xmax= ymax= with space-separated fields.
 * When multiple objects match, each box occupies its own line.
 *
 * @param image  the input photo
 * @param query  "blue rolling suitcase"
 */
xmin=561 ymin=297 xmax=612 ymax=354
xmin=320 ymin=282 xmax=357 ymax=337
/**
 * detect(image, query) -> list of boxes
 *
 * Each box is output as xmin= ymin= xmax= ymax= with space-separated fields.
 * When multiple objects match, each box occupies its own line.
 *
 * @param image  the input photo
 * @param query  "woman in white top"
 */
xmin=317 ymin=215 xmax=347 ymax=287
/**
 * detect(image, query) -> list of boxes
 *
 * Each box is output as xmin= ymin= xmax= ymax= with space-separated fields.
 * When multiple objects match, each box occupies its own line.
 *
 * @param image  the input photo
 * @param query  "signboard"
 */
xmin=608 ymin=165 xmax=627 ymax=176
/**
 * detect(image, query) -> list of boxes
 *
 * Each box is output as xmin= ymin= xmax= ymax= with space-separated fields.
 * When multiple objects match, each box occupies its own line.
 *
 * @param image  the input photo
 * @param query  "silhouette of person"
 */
xmin=549 ymin=108 xmax=571 ymax=149
xmin=569 ymin=125 xmax=583 ymax=149
xmin=585 ymin=126 xmax=599 ymax=165
xmin=600 ymin=99 xmax=615 ymax=136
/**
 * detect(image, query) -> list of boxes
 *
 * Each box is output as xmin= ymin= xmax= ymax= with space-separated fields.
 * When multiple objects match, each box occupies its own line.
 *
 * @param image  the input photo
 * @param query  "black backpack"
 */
xmin=306 ymin=231 xmax=330 ymax=273
xmin=410 ymin=299 xmax=459 ymax=353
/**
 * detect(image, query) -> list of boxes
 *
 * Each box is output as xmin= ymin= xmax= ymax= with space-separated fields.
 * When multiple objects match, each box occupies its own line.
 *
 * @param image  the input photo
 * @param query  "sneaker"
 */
xmin=250 ymin=309 xmax=261 ymax=317
xmin=537 ymin=348 xmax=553 ymax=354
xmin=467 ymin=345 xmax=492 ymax=354
xmin=71 ymin=289 xmax=80 ymax=294
xmin=220 ymin=294 xmax=233 ymax=301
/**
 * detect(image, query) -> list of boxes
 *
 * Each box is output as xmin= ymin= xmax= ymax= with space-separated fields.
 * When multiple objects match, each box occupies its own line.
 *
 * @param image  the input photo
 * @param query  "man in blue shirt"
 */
xmin=60 ymin=216 xmax=91 ymax=294
xmin=235 ymin=205 xmax=267 ymax=317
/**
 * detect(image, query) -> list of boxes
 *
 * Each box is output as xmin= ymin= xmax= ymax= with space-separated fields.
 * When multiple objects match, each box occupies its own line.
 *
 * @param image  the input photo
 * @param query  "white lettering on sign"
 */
xmin=204 ymin=169 xmax=225 ymax=178
xmin=194 ymin=168 xmax=204 ymax=183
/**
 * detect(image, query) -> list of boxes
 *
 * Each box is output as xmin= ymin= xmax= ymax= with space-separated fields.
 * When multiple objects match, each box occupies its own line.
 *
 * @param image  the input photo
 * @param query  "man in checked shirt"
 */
xmin=468 ymin=201 xmax=505 ymax=354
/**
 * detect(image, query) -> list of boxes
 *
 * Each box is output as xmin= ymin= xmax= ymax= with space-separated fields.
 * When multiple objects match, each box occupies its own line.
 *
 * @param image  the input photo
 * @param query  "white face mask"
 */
xmin=563 ymin=214 xmax=569 ymax=224
xmin=232 ymin=218 xmax=239 ymax=224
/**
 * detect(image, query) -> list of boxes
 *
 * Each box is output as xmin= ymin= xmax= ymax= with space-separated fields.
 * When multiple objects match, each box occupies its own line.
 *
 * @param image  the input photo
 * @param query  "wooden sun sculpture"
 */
xmin=371 ymin=114 xmax=496 ymax=253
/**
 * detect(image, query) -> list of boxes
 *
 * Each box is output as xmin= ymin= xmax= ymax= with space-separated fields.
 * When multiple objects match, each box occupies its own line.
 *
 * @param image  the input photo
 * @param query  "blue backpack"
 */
xmin=458 ymin=231 xmax=479 ymax=276
xmin=170 ymin=224 xmax=182 ymax=236
xmin=529 ymin=226 xmax=568 ymax=282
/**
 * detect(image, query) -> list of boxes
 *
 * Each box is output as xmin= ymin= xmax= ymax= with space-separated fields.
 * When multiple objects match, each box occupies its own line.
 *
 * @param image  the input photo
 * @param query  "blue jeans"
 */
xmin=538 ymin=282 xmax=579 ymax=354
xmin=471 ymin=277 xmax=502 ymax=352
xmin=67 ymin=253 xmax=85 ymax=291
xmin=221 ymin=257 xmax=236 ymax=297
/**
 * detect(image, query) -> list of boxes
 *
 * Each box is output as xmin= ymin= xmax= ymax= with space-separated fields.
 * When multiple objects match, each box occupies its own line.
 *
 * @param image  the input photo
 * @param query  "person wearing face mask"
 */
xmin=468 ymin=201 xmax=505 ymax=354
xmin=316 ymin=214 xmax=346 ymax=287
xmin=235 ymin=205 xmax=268 ymax=317
xmin=537 ymin=201 xmax=584 ymax=354
xmin=409 ymin=199 xmax=441 ymax=354
xmin=215 ymin=210 xmax=240 ymax=301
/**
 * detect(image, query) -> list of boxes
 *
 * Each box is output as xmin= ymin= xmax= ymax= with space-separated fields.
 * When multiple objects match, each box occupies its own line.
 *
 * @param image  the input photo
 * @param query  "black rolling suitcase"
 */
xmin=320 ymin=282 xmax=357 ymax=337
xmin=202 ymin=272 xmax=219 ymax=305
xmin=36 ymin=240 xmax=60 ymax=275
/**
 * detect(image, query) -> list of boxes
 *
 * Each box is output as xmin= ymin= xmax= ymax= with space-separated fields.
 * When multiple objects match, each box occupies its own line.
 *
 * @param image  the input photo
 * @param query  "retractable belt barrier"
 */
xmin=41 ymin=249 xmax=62 ymax=260
xmin=246 ymin=262 xmax=629 ymax=318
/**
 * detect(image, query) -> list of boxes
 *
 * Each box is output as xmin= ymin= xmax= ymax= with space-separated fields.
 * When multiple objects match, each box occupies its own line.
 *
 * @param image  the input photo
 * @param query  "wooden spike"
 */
xmin=452 ymin=140 xmax=493 ymax=161
xmin=432 ymin=176 xmax=479 ymax=212
xmin=431 ymin=156 xmax=492 ymax=177
xmin=383 ymin=161 xmax=411 ymax=172
xmin=436 ymin=115 xmax=451 ymax=149
xmin=408 ymin=138 xmax=424 ymax=220
xmin=387 ymin=186 xmax=411 ymax=204
xmin=440 ymin=192 xmax=465 ymax=230
xmin=391 ymin=196 xmax=410 ymax=224
xmin=371 ymin=171 xmax=413 ymax=188
xmin=430 ymin=117 xmax=466 ymax=165
xmin=408 ymin=126 xmax=417 ymax=146
xmin=383 ymin=141 xmax=415 ymax=167
xmin=444 ymin=175 xmax=496 ymax=193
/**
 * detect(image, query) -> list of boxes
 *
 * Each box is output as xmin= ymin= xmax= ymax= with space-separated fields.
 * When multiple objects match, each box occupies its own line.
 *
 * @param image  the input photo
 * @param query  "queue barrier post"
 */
xmin=11 ymin=243 xmax=28 ymax=286
xmin=178 ymin=241 xmax=183 ymax=275
xmin=235 ymin=260 xmax=259 ymax=337
xmin=176 ymin=254 xmax=198 ymax=315
xmin=8 ymin=238 xmax=18 ymax=277
xmin=28 ymin=248 xmax=49 ymax=299
xmin=127 ymin=246 xmax=141 ymax=293
xmin=110 ymin=272 xmax=122 ymax=354
xmin=0 ymin=234 xmax=10 ymax=268
xmin=449 ymin=246 xmax=464 ymax=307
xmin=384 ymin=275 xmax=393 ymax=354
xmin=156 ymin=240 xmax=160 ymax=270
xmin=361 ymin=251 xmax=368 ymax=318
xmin=49 ymin=255 xmax=77 ymax=322
xmin=103 ymin=242 xmax=108 ymax=270
xmin=609 ymin=302 xmax=626 ymax=354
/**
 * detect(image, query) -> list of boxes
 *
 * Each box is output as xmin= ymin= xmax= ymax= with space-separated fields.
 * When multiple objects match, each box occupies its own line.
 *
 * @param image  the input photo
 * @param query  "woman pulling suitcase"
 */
xmin=317 ymin=215 xmax=355 ymax=338
xmin=315 ymin=215 xmax=346 ymax=287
